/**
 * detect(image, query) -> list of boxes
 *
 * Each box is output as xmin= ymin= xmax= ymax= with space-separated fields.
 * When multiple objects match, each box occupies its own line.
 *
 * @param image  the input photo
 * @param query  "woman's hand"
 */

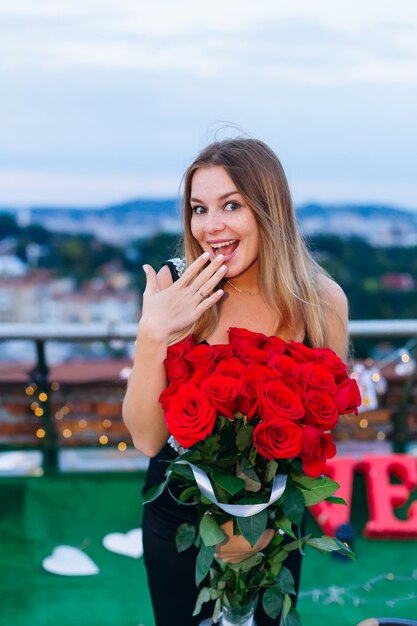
xmin=139 ymin=252 xmax=227 ymax=341
xmin=214 ymin=520 xmax=275 ymax=564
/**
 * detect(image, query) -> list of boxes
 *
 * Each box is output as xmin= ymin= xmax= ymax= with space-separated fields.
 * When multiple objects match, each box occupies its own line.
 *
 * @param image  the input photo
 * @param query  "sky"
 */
xmin=0 ymin=0 xmax=417 ymax=209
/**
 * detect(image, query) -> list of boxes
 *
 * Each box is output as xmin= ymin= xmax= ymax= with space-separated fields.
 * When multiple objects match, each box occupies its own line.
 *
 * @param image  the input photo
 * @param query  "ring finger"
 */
xmin=194 ymin=264 xmax=227 ymax=298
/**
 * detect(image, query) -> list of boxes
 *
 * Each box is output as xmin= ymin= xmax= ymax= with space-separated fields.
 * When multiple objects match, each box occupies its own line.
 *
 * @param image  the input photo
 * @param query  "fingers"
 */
xmin=194 ymin=264 xmax=227 ymax=298
xmin=179 ymin=252 xmax=225 ymax=288
xmin=195 ymin=288 xmax=224 ymax=314
xmin=142 ymin=265 xmax=159 ymax=294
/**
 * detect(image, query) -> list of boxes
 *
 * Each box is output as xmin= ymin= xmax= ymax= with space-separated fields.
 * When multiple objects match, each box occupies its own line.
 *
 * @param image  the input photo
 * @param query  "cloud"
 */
xmin=0 ymin=169 xmax=181 ymax=205
xmin=0 ymin=0 xmax=416 ymax=84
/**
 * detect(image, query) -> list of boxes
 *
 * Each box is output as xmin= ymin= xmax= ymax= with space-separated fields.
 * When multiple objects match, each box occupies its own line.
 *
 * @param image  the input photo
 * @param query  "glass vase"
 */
xmin=220 ymin=595 xmax=258 ymax=626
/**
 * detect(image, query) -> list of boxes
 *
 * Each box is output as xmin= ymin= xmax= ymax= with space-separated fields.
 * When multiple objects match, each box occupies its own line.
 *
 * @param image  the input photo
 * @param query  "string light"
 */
xmin=36 ymin=428 xmax=46 ymax=438
xmin=299 ymin=569 xmax=417 ymax=609
xmin=359 ymin=418 xmax=368 ymax=429
xmin=25 ymin=386 xmax=35 ymax=396
xmin=31 ymin=402 xmax=39 ymax=410
xmin=99 ymin=435 xmax=108 ymax=445
xmin=39 ymin=392 xmax=48 ymax=402
xmin=62 ymin=429 xmax=72 ymax=439
xmin=51 ymin=382 xmax=60 ymax=391
xmin=34 ymin=407 xmax=44 ymax=417
xmin=102 ymin=419 xmax=112 ymax=429
xmin=118 ymin=442 xmax=127 ymax=452
xmin=78 ymin=419 xmax=87 ymax=428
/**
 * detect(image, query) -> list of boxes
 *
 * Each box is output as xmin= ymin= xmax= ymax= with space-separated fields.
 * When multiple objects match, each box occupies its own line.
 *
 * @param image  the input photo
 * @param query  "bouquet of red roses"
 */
xmin=144 ymin=328 xmax=361 ymax=625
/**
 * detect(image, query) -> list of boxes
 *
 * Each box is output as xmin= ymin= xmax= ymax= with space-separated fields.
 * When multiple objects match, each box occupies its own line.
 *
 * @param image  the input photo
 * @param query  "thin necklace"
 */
xmin=226 ymin=279 xmax=260 ymax=296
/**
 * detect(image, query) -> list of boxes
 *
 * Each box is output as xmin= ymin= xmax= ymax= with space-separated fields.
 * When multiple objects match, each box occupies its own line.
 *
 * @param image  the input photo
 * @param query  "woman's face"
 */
xmin=190 ymin=165 xmax=260 ymax=279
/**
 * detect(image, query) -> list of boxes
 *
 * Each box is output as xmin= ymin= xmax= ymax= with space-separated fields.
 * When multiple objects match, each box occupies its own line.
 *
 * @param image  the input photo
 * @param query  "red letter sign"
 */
xmin=310 ymin=457 xmax=356 ymax=536
xmin=357 ymin=454 xmax=417 ymax=538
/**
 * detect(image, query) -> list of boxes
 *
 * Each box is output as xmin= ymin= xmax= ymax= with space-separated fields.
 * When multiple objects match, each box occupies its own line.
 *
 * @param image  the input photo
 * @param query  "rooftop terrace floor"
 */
xmin=1 ymin=470 xmax=416 ymax=626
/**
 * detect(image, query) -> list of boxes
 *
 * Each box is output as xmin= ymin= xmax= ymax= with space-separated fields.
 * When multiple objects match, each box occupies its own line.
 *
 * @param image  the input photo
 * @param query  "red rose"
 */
xmin=258 ymin=380 xmax=305 ymax=422
xmin=228 ymin=327 xmax=267 ymax=352
xmin=238 ymin=365 xmax=276 ymax=420
xmin=277 ymin=374 xmax=303 ymax=396
xmin=212 ymin=344 xmax=235 ymax=360
xmin=184 ymin=344 xmax=217 ymax=372
xmin=253 ymin=417 xmax=303 ymax=460
xmin=166 ymin=335 xmax=196 ymax=359
xmin=316 ymin=347 xmax=348 ymax=384
xmin=164 ymin=355 xmax=191 ymax=381
xmin=298 ymin=363 xmax=337 ymax=395
xmin=333 ymin=378 xmax=361 ymax=415
xmin=303 ymin=389 xmax=338 ymax=430
xmin=165 ymin=383 xmax=216 ymax=448
xmin=286 ymin=340 xmax=318 ymax=364
xmin=200 ymin=373 xmax=240 ymax=420
xmin=267 ymin=354 xmax=299 ymax=378
xmin=301 ymin=424 xmax=336 ymax=477
xmin=216 ymin=358 xmax=248 ymax=380
xmin=261 ymin=335 xmax=287 ymax=356
xmin=159 ymin=380 xmax=182 ymax=410
xmin=238 ymin=347 xmax=270 ymax=365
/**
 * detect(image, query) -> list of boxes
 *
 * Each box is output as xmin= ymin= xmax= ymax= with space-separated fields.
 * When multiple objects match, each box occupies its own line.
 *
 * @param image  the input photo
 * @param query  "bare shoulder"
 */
xmin=317 ymin=274 xmax=349 ymax=361
xmin=157 ymin=264 xmax=174 ymax=290
xmin=317 ymin=274 xmax=348 ymax=315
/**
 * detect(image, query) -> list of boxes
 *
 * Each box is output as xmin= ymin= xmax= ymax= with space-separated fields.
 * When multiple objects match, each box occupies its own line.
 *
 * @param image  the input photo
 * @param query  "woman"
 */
xmin=123 ymin=138 xmax=348 ymax=625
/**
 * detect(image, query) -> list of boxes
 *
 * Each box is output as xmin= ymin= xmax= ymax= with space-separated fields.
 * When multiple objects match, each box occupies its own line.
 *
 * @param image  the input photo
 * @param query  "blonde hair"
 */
xmin=172 ymin=138 xmax=337 ymax=348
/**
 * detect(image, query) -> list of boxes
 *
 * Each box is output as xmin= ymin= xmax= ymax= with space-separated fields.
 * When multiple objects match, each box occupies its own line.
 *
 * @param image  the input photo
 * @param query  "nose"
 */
xmin=203 ymin=209 xmax=225 ymax=235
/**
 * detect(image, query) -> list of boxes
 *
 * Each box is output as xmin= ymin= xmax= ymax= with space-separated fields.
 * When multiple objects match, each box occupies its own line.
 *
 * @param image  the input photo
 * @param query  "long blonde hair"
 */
xmin=173 ymin=138 xmax=336 ymax=348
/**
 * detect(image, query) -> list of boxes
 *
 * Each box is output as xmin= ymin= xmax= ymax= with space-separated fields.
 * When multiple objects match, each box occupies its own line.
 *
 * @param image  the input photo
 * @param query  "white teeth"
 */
xmin=210 ymin=240 xmax=237 ymax=249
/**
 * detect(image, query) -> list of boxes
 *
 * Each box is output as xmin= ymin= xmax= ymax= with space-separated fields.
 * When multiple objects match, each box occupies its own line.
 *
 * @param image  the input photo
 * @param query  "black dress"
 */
xmin=142 ymin=259 xmax=305 ymax=626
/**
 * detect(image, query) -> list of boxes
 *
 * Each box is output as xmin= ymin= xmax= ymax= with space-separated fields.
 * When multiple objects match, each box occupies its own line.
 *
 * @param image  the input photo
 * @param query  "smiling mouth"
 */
xmin=209 ymin=240 xmax=239 ymax=257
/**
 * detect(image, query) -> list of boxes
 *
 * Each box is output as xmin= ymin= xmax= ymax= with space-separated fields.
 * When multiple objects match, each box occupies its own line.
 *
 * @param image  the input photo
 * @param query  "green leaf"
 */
xmin=325 ymin=496 xmax=347 ymax=505
xmin=277 ymin=566 xmax=296 ymax=595
xmin=178 ymin=485 xmax=200 ymax=503
xmin=224 ymin=552 xmax=263 ymax=573
xmin=281 ymin=487 xmax=305 ymax=527
xmin=236 ymin=508 xmax=268 ymax=547
xmin=192 ymin=587 xmax=211 ymax=616
xmin=142 ymin=478 xmax=169 ymax=504
xmin=196 ymin=543 xmax=215 ymax=586
xmin=286 ymin=607 xmax=302 ymax=626
xmin=283 ymin=593 xmax=292 ymax=622
xmin=307 ymin=536 xmax=354 ymax=559
xmin=212 ymin=471 xmax=245 ymax=496
xmin=235 ymin=424 xmax=253 ymax=451
xmin=236 ymin=462 xmax=261 ymax=493
xmin=171 ymin=462 xmax=195 ymax=482
xmin=213 ymin=598 xmax=222 ymax=623
xmin=262 ymin=587 xmax=283 ymax=619
xmin=199 ymin=514 xmax=226 ymax=547
xmin=292 ymin=474 xmax=339 ymax=506
xmin=275 ymin=515 xmax=296 ymax=539
xmin=264 ymin=460 xmax=278 ymax=483
xmin=175 ymin=523 xmax=196 ymax=552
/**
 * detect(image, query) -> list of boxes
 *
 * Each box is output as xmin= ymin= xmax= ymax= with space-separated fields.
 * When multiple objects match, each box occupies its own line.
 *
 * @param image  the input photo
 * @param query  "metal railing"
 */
xmin=1 ymin=320 xmax=417 ymax=474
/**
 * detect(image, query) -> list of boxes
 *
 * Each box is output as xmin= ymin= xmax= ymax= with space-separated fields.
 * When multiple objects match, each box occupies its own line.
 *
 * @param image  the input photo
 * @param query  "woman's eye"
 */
xmin=191 ymin=205 xmax=206 ymax=215
xmin=224 ymin=201 xmax=240 ymax=211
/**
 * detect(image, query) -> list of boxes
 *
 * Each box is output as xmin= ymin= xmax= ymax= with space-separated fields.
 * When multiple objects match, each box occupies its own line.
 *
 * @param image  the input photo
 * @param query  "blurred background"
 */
xmin=1 ymin=1 xmax=417 ymax=625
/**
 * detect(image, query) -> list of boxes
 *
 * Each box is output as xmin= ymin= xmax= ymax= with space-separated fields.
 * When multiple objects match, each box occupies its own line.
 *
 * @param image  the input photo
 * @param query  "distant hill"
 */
xmin=2 ymin=200 xmax=417 ymax=246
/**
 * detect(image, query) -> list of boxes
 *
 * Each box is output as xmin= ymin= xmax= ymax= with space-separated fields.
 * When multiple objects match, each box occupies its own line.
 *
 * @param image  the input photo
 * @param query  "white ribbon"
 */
xmin=170 ymin=460 xmax=287 ymax=518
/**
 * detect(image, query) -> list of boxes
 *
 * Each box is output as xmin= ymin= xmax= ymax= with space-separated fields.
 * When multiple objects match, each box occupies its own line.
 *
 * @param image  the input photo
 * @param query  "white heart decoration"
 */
xmin=42 ymin=545 xmax=99 ymax=576
xmin=102 ymin=528 xmax=143 ymax=559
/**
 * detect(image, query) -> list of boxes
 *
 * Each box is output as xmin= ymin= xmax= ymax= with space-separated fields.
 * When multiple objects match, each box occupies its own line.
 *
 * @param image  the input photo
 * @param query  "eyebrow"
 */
xmin=190 ymin=191 xmax=240 ymax=203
